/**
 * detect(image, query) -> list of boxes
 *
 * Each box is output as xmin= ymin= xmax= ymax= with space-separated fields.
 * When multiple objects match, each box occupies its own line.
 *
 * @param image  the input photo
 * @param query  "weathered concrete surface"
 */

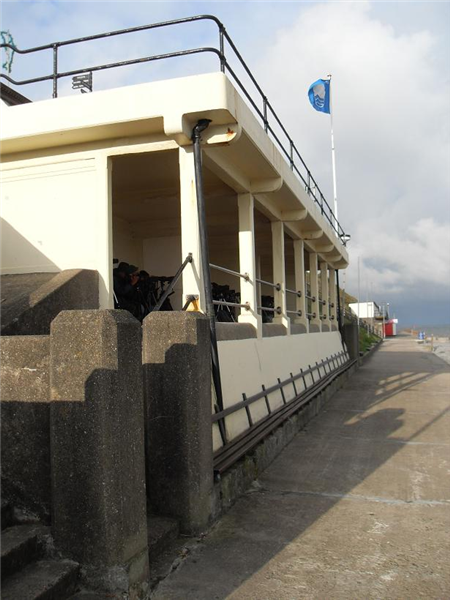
xmin=1 ymin=336 xmax=52 ymax=519
xmin=50 ymin=310 xmax=149 ymax=598
xmin=1 ymin=269 xmax=99 ymax=335
xmin=152 ymin=337 xmax=450 ymax=599
xmin=142 ymin=311 xmax=213 ymax=535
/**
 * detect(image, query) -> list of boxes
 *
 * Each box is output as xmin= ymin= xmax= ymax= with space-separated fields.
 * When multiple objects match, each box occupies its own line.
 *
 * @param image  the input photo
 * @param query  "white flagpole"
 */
xmin=328 ymin=74 xmax=338 ymax=230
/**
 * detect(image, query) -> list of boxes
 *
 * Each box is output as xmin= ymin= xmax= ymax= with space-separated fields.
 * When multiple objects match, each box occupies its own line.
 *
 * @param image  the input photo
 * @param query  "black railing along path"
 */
xmin=1 ymin=15 xmax=348 ymax=242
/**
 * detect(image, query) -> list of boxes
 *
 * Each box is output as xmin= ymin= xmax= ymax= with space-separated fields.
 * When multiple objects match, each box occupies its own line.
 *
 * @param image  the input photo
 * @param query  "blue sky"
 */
xmin=2 ymin=1 xmax=450 ymax=326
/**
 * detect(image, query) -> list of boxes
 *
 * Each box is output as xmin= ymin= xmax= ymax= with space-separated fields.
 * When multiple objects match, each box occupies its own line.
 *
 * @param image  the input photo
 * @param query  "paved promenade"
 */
xmin=153 ymin=336 xmax=450 ymax=599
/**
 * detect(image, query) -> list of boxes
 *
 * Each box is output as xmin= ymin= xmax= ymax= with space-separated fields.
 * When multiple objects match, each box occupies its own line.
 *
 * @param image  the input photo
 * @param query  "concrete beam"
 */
xmin=301 ymin=230 xmax=323 ymax=240
xmin=281 ymin=209 xmax=308 ymax=222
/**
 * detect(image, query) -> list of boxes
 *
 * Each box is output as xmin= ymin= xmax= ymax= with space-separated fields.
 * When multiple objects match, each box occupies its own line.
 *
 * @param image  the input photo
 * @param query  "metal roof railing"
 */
xmin=1 ymin=14 xmax=348 ymax=243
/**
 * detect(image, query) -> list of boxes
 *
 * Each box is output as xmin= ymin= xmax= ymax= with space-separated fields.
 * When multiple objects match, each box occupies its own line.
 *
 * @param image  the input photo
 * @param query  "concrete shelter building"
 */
xmin=0 ymin=17 xmax=356 ymax=598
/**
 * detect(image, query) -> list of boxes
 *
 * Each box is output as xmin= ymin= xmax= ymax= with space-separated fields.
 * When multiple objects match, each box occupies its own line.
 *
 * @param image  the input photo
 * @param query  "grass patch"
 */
xmin=359 ymin=328 xmax=380 ymax=353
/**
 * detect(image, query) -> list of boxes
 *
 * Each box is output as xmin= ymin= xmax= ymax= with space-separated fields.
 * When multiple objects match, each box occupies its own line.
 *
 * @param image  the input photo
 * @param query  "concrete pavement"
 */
xmin=152 ymin=336 xmax=450 ymax=599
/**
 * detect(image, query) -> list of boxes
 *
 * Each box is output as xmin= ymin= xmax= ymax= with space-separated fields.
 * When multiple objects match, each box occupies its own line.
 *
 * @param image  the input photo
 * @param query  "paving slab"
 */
xmin=151 ymin=337 xmax=450 ymax=599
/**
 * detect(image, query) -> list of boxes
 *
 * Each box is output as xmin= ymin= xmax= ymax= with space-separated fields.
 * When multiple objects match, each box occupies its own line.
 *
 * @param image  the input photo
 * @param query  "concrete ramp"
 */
xmin=1 ymin=270 xmax=99 ymax=335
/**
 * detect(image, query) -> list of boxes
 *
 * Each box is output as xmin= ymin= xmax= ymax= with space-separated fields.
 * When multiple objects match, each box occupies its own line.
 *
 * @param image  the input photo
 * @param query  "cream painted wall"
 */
xmin=1 ymin=159 xmax=98 ymax=274
xmin=213 ymin=331 xmax=344 ymax=451
xmin=143 ymin=235 xmax=182 ymax=309
xmin=113 ymin=216 xmax=144 ymax=269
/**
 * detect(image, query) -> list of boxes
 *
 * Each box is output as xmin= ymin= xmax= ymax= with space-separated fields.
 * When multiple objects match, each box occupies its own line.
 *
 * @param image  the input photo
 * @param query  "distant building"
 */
xmin=349 ymin=301 xmax=387 ymax=320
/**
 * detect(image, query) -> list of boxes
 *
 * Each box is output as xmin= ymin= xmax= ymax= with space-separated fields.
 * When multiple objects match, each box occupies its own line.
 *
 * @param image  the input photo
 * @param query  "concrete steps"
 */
xmin=1 ymin=524 xmax=49 ymax=580
xmin=1 ymin=499 xmax=14 ymax=530
xmin=1 ymin=559 xmax=79 ymax=600
xmin=1 ymin=501 xmax=80 ymax=600
xmin=148 ymin=515 xmax=179 ymax=562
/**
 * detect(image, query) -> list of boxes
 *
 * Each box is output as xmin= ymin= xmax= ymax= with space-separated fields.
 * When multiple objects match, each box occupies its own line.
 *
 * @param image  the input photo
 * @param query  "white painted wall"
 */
xmin=349 ymin=301 xmax=376 ymax=319
xmin=143 ymin=235 xmax=182 ymax=310
xmin=213 ymin=330 xmax=344 ymax=450
xmin=113 ymin=217 xmax=144 ymax=270
xmin=1 ymin=158 xmax=98 ymax=274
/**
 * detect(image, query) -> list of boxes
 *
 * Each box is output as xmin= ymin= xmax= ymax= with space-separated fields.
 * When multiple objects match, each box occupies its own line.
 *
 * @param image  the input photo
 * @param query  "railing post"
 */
xmin=219 ymin=26 xmax=226 ymax=73
xmin=263 ymin=97 xmax=268 ymax=133
xmin=238 ymin=193 xmax=262 ymax=337
xmin=52 ymin=44 xmax=58 ymax=98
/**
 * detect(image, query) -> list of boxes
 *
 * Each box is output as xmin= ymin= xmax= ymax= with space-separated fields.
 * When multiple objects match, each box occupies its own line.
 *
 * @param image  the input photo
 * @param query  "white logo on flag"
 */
xmin=313 ymin=83 xmax=326 ymax=109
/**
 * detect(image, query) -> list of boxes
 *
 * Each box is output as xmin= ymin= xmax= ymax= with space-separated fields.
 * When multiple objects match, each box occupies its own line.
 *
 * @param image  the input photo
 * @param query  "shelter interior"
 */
xmin=111 ymin=149 xmax=316 ymax=323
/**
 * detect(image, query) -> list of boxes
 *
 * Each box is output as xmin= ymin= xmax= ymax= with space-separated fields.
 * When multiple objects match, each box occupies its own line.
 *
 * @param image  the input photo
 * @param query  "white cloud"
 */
xmin=252 ymin=2 xmax=450 ymax=315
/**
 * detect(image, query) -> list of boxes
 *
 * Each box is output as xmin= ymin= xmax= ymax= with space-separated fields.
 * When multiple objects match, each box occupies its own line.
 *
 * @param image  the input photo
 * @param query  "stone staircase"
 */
xmin=1 ymin=499 xmax=79 ymax=600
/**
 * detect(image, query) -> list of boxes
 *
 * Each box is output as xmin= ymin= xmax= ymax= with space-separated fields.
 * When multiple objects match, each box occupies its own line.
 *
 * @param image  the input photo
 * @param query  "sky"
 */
xmin=1 ymin=0 xmax=450 ymax=326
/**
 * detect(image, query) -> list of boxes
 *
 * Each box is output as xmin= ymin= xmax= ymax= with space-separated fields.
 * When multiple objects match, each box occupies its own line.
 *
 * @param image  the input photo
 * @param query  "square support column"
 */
xmin=142 ymin=311 xmax=213 ymax=535
xmin=179 ymin=146 xmax=205 ymax=311
xmin=238 ymin=193 xmax=262 ymax=337
xmin=329 ymin=268 xmax=338 ymax=330
xmin=50 ymin=310 xmax=149 ymax=596
xmin=309 ymin=252 xmax=321 ymax=332
xmin=293 ymin=239 xmax=308 ymax=333
xmin=320 ymin=261 xmax=331 ymax=331
xmin=271 ymin=221 xmax=290 ymax=332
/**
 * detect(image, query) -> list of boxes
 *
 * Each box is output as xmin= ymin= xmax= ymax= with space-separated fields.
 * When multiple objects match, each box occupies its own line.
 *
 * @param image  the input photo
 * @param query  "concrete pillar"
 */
xmin=320 ymin=261 xmax=331 ymax=331
xmin=179 ymin=146 xmax=205 ymax=311
xmin=293 ymin=239 xmax=308 ymax=333
xmin=238 ymin=193 xmax=262 ymax=337
xmin=271 ymin=220 xmax=290 ymax=332
xmin=343 ymin=320 xmax=360 ymax=361
xmin=96 ymin=155 xmax=113 ymax=309
xmin=142 ymin=311 xmax=213 ymax=535
xmin=309 ymin=252 xmax=321 ymax=332
xmin=50 ymin=310 xmax=149 ymax=597
xmin=329 ymin=268 xmax=338 ymax=330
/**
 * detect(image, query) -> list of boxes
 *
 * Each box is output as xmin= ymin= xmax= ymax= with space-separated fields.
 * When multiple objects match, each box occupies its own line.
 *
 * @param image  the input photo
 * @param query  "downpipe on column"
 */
xmin=191 ymin=119 xmax=227 ymax=445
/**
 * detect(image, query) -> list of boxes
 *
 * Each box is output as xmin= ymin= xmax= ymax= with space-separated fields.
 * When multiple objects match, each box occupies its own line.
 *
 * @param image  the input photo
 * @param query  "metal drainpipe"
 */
xmin=336 ymin=269 xmax=342 ymax=334
xmin=191 ymin=119 xmax=227 ymax=444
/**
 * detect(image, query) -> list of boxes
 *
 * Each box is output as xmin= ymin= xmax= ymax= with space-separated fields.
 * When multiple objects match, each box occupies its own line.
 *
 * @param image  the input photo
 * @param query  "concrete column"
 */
xmin=142 ymin=311 xmax=213 ymax=535
xmin=320 ymin=261 xmax=331 ymax=331
xmin=238 ymin=193 xmax=262 ymax=337
xmin=309 ymin=252 xmax=321 ymax=332
xmin=179 ymin=146 xmax=205 ymax=311
xmin=293 ymin=239 xmax=308 ymax=333
xmin=329 ymin=268 xmax=338 ymax=330
xmin=96 ymin=155 xmax=113 ymax=309
xmin=50 ymin=310 xmax=148 ymax=597
xmin=343 ymin=320 xmax=360 ymax=361
xmin=271 ymin=220 xmax=290 ymax=332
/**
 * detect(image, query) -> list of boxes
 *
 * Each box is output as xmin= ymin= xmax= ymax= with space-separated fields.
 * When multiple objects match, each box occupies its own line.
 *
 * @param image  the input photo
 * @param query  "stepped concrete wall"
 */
xmin=1 ymin=335 xmax=52 ymax=519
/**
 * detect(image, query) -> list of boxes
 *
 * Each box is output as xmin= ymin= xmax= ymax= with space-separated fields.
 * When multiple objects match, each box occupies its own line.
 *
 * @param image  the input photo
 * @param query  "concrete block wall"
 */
xmin=0 ymin=335 xmax=52 ymax=520
xmin=1 ymin=310 xmax=150 ymax=598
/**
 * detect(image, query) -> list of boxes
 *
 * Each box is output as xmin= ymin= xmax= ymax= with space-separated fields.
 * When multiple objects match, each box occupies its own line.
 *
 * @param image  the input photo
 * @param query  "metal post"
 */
xmin=336 ymin=269 xmax=342 ymax=333
xmin=263 ymin=97 xmax=268 ymax=132
xmin=219 ymin=26 xmax=225 ymax=73
xmin=191 ymin=120 xmax=227 ymax=442
xmin=52 ymin=44 xmax=58 ymax=98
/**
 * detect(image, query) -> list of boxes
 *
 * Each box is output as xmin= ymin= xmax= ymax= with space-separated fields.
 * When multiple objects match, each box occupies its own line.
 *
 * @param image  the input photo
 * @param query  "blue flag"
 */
xmin=308 ymin=78 xmax=330 ymax=114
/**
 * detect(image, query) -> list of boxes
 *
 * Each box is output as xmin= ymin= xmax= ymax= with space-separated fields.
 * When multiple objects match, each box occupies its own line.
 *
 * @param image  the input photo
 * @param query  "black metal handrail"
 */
xmin=1 ymin=14 xmax=348 ymax=242
xmin=152 ymin=253 xmax=192 ymax=312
